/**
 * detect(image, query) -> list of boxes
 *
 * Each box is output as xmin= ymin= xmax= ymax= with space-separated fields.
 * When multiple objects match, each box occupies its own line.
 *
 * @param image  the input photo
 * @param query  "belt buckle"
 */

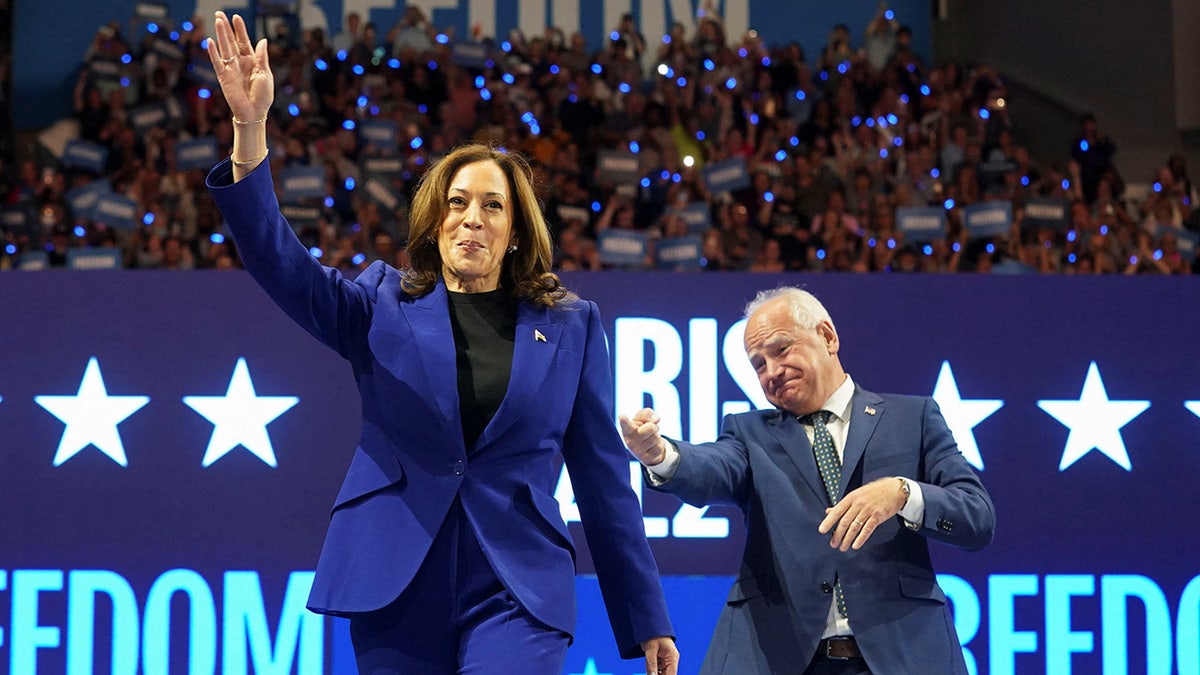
xmin=823 ymin=636 xmax=855 ymax=660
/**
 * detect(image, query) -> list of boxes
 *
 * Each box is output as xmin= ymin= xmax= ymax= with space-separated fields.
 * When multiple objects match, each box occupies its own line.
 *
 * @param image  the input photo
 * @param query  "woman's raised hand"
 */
xmin=205 ymin=11 xmax=273 ymax=123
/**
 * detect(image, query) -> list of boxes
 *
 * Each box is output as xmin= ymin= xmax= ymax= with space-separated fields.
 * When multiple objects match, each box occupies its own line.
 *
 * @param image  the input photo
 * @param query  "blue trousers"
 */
xmin=349 ymin=500 xmax=571 ymax=674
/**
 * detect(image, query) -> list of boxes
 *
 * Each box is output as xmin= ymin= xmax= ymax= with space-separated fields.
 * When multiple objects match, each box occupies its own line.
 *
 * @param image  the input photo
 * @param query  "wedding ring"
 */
xmin=220 ymin=56 xmax=235 ymax=65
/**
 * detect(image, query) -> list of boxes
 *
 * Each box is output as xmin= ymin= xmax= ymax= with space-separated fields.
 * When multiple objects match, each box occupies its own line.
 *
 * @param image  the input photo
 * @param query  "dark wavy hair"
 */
xmin=402 ymin=144 xmax=575 ymax=308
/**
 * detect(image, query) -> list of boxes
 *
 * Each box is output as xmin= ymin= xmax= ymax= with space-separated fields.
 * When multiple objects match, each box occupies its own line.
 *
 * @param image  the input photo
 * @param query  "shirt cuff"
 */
xmin=644 ymin=442 xmax=681 ymax=486
xmin=898 ymin=478 xmax=925 ymax=530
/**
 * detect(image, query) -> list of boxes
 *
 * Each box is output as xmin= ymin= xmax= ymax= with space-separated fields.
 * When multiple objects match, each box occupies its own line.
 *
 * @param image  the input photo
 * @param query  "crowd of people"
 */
xmin=1 ymin=5 xmax=1197 ymax=273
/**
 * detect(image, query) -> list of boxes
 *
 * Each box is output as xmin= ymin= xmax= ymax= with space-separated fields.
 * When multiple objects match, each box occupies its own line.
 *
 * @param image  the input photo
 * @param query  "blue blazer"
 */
xmin=658 ymin=386 xmax=994 ymax=674
xmin=207 ymin=159 xmax=672 ymax=658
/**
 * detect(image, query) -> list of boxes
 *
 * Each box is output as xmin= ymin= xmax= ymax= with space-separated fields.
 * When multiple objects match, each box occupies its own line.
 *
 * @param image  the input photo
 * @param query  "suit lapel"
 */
xmin=475 ymin=301 xmax=561 ymax=449
xmin=839 ymin=387 xmax=884 ymax=497
xmin=402 ymin=280 xmax=462 ymax=438
xmin=767 ymin=413 xmax=829 ymax=504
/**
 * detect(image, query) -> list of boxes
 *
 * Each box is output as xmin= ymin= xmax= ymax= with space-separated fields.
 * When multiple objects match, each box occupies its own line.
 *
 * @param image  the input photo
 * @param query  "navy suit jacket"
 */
xmin=658 ymin=386 xmax=994 ymax=674
xmin=207 ymin=159 xmax=672 ymax=658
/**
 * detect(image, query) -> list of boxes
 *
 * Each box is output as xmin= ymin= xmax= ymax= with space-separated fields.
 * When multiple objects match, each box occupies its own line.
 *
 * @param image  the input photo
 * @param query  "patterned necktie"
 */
xmin=804 ymin=409 xmax=849 ymax=618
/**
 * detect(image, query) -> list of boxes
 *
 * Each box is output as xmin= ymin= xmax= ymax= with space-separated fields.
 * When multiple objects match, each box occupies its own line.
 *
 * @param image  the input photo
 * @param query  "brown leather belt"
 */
xmin=817 ymin=636 xmax=862 ymax=660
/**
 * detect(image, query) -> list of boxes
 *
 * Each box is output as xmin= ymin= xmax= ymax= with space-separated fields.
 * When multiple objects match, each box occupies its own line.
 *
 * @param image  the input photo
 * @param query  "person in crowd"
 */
xmin=621 ymin=286 xmax=995 ymax=674
xmin=202 ymin=12 xmax=677 ymax=674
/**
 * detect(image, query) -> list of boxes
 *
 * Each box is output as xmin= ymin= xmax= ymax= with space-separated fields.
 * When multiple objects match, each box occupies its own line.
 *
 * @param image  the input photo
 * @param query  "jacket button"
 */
xmin=821 ymin=582 xmax=833 ymax=594
xmin=452 ymin=459 xmax=465 ymax=476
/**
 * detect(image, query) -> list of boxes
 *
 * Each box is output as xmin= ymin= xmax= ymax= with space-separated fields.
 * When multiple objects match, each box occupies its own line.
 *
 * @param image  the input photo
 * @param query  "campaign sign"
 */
xmin=150 ymin=37 xmax=184 ymax=61
xmin=16 ymin=250 xmax=48 ymax=269
xmin=66 ymin=180 xmax=113 ymax=221
xmin=702 ymin=157 xmax=751 ymax=194
xmin=176 ymin=138 xmax=219 ymax=171
xmin=595 ymin=150 xmax=640 ymax=184
xmin=280 ymin=166 xmax=326 ymax=201
xmin=92 ymin=193 xmax=139 ymax=230
xmin=129 ymin=103 xmax=168 ymax=133
xmin=978 ymin=159 xmax=1017 ymax=183
xmin=1160 ymin=225 xmax=1199 ymax=263
xmin=450 ymin=41 xmax=491 ymax=69
xmin=163 ymin=95 xmax=184 ymax=124
xmin=87 ymin=57 xmax=122 ymax=79
xmin=61 ymin=140 xmax=109 ymax=174
xmin=1 ymin=206 xmax=31 ymax=232
xmin=963 ymin=202 xmax=1012 ymax=239
xmin=280 ymin=203 xmax=322 ymax=229
xmin=990 ymin=259 xmax=1037 ymax=274
xmin=655 ymin=235 xmax=703 ymax=270
xmin=553 ymin=203 xmax=591 ymax=229
xmin=188 ymin=59 xmax=218 ymax=86
xmin=676 ymin=202 xmax=713 ymax=233
xmin=1022 ymin=197 xmax=1070 ymax=230
xmin=361 ymin=175 xmax=401 ymax=212
xmin=358 ymin=120 xmax=398 ymax=151
xmin=133 ymin=1 xmax=168 ymax=19
xmin=896 ymin=205 xmax=947 ymax=243
xmin=597 ymin=229 xmax=647 ymax=266
xmin=363 ymin=156 xmax=403 ymax=177
xmin=67 ymin=247 xmax=123 ymax=270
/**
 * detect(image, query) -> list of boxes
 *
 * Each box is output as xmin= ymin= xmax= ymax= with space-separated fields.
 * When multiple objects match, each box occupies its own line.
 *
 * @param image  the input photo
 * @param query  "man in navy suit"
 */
xmin=622 ymin=287 xmax=994 ymax=674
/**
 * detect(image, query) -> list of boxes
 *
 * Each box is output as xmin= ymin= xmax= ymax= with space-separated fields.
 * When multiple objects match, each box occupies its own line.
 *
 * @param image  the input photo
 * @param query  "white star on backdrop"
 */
xmin=35 ymin=357 xmax=150 ymax=467
xmin=931 ymin=360 xmax=1003 ymax=470
xmin=569 ymin=658 xmax=612 ymax=675
xmin=1186 ymin=401 xmax=1200 ymax=422
xmin=1037 ymin=361 xmax=1149 ymax=471
xmin=183 ymin=357 xmax=299 ymax=467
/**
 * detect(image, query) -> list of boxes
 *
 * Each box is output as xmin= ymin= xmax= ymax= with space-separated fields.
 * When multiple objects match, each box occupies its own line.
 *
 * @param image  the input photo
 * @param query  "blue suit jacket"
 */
xmin=658 ymin=386 xmax=994 ymax=674
xmin=207 ymin=159 xmax=672 ymax=658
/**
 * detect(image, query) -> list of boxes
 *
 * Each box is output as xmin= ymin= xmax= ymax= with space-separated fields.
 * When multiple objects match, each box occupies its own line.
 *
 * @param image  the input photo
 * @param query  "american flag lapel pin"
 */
xmin=534 ymin=329 xmax=547 ymax=343
xmin=864 ymin=405 xmax=876 ymax=415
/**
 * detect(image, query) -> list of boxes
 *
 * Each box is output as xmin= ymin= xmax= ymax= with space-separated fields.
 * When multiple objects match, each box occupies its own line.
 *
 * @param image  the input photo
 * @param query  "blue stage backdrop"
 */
xmin=2 ymin=271 xmax=1200 ymax=675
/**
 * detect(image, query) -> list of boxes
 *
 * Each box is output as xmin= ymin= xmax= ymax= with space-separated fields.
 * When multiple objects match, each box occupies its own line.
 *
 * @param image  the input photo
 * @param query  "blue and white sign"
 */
xmin=450 ymin=41 xmax=491 ymax=70
xmin=358 ymin=120 xmax=398 ymax=151
xmin=702 ymin=157 xmax=751 ymax=194
xmin=176 ymin=137 xmax=219 ymax=171
xmin=675 ymin=202 xmax=713 ymax=234
xmin=61 ymin=140 xmax=109 ymax=174
xmin=597 ymin=229 xmax=647 ymax=267
xmin=896 ymin=206 xmax=947 ymax=243
xmin=363 ymin=156 xmax=403 ymax=176
xmin=67 ymin=247 xmax=123 ymax=270
xmin=595 ymin=150 xmax=640 ymax=185
xmin=66 ymin=180 xmax=112 ymax=221
xmin=655 ymin=235 xmax=703 ymax=270
xmin=280 ymin=166 xmax=327 ymax=201
xmin=1 ymin=206 xmax=31 ymax=232
xmin=129 ymin=103 xmax=168 ymax=133
xmin=1022 ymin=197 xmax=1070 ymax=230
xmin=280 ymin=203 xmax=322 ymax=229
xmin=963 ymin=202 xmax=1013 ymax=239
xmin=92 ymin=194 xmax=139 ymax=229
xmin=362 ymin=175 xmax=401 ymax=211
xmin=1159 ymin=225 xmax=1199 ymax=263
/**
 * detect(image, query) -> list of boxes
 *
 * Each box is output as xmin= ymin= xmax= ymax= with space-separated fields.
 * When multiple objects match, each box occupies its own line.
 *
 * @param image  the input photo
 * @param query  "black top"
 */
xmin=447 ymin=289 xmax=518 ymax=450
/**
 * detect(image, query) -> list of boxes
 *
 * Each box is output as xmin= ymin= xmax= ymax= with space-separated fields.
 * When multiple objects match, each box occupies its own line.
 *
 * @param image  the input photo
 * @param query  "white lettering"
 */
xmin=1026 ymin=204 xmax=1065 ymax=220
xmin=602 ymin=237 xmax=644 ymax=255
xmin=614 ymin=317 xmax=682 ymax=438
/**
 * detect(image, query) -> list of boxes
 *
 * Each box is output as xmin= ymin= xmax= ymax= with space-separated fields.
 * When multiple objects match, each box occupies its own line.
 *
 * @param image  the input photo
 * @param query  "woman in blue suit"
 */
xmin=204 ymin=12 xmax=676 ymax=674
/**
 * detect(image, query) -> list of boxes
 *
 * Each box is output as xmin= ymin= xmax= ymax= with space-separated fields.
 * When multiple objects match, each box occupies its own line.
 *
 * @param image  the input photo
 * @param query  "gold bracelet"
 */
xmin=232 ymin=115 xmax=267 ymax=126
xmin=231 ymin=148 xmax=269 ymax=166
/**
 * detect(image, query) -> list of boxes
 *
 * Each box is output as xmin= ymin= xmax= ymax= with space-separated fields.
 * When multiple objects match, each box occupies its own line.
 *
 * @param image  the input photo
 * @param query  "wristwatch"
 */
xmin=896 ymin=477 xmax=911 ymax=506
